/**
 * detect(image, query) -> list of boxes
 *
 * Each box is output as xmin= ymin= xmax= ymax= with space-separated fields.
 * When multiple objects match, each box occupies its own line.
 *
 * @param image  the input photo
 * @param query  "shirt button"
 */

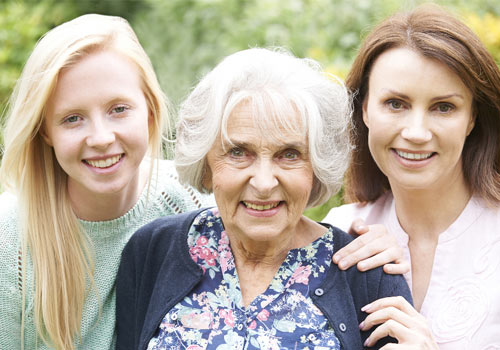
xmin=339 ymin=323 xmax=347 ymax=332
xmin=237 ymin=324 xmax=244 ymax=331
xmin=314 ymin=288 xmax=324 ymax=296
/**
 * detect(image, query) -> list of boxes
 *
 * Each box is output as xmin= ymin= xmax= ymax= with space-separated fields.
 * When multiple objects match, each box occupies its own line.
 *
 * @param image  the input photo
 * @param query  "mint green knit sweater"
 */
xmin=0 ymin=160 xmax=214 ymax=349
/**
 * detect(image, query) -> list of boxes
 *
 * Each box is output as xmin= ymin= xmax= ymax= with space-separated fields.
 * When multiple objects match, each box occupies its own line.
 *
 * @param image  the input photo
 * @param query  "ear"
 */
xmin=39 ymin=125 xmax=53 ymax=147
xmin=148 ymin=109 xmax=154 ymax=127
xmin=362 ymin=97 xmax=370 ymax=128
xmin=466 ymin=113 xmax=476 ymax=136
xmin=201 ymin=162 xmax=213 ymax=192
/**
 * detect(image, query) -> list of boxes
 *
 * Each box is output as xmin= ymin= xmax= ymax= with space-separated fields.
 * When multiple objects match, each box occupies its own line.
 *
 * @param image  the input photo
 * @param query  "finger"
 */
xmin=355 ymin=246 xmax=404 ymax=272
xmin=333 ymin=233 xmax=373 ymax=265
xmin=338 ymin=231 xmax=402 ymax=271
xmin=360 ymin=306 xmax=415 ymax=331
xmin=348 ymin=218 xmax=369 ymax=236
xmin=364 ymin=319 xmax=413 ymax=347
xmin=333 ymin=225 xmax=387 ymax=265
xmin=362 ymin=296 xmax=418 ymax=317
xmin=380 ymin=343 xmax=417 ymax=350
xmin=383 ymin=259 xmax=410 ymax=275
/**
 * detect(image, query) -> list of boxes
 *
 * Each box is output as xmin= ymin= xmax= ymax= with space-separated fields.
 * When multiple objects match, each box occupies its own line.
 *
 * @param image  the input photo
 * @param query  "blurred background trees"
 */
xmin=1 ymin=0 xmax=499 ymax=219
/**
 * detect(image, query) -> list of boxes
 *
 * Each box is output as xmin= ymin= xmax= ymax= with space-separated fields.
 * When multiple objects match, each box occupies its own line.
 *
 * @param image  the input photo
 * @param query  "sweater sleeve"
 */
xmin=153 ymin=160 xmax=215 ymax=215
xmin=0 ymin=193 xmax=22 ymax=350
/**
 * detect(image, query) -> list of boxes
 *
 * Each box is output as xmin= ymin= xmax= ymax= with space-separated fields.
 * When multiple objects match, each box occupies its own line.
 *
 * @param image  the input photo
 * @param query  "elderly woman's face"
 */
xmin=204 ymin=101 xmax=314 ymax=243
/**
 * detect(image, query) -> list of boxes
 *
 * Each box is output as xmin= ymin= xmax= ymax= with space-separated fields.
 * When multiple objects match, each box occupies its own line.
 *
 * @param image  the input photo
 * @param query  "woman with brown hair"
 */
xmin=325 ymin=4 xmax=500 ymax=349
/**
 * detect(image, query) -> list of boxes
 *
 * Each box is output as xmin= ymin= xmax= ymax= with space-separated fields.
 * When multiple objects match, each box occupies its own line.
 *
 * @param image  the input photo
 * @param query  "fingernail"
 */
xmin=358 ymin=321 xmax=365 ymax=329
xmin=339 ymin=261 xmax=347 ymax=269
xmin=333 ymin=254 xmax=340 ymax=263
xmin=361 ymin=303 xmax=371 ymax=312
xmin=358 ymin=261 xmax=366 ymax=270
xmin=364 ymin=337 xmax=371 ymax=347
xmin=356 ymin=224 xmax=367 ymax=231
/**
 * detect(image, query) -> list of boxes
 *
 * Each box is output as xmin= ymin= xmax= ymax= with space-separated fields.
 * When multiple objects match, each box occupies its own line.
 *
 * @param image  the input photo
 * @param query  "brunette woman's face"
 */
xmin=362 ymin=47 xmax=475 ymax=193
xmin=43 ymin=50 xmax=150 ymax=205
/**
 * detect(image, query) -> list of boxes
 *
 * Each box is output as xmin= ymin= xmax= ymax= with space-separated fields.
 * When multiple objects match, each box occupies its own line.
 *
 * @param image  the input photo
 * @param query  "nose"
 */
xmin=249 ymin=158 xmax=279 ymax=196
xmin=401 ymin=111 xmax=432 ymax=143
xmin=86 ymin=117 xmax=115 ymax=149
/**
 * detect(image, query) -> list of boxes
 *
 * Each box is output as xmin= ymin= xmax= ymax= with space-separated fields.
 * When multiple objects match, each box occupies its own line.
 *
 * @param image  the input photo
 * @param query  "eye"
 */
xmin=434 ymin=103 xmax=454 ymax=113
xmin=386 ymin=99 xmax=405 ymax=110
xmin=63 ymin=115 xmax=81 ymax=124
xmin=280 ymin=149 xmax=300 ymax=160
xmin=112 ymin=105 xmax=128 ymax=114
xmin=228 ymin=147 xmax=246 ymax=158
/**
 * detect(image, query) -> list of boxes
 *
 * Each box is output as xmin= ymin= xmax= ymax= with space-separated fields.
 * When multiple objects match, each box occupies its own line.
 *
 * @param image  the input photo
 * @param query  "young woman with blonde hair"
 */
xmin=0 ymin=14 xmax=211 ymax=349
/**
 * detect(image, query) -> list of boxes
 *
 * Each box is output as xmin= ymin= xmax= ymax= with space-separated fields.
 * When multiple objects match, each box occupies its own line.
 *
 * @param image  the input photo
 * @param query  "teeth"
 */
xmin=86 ymin=155 xmax=122 ymax=168
xmin=243 ymin=201 xmax=280 ymax=210
xmin=396 ymin=150 xmax=433 ymax=160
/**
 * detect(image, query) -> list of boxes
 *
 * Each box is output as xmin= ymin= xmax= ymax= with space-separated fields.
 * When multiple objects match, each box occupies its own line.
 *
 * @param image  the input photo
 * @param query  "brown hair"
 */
xmin=345 ymin=4 xmax=500 ymax=204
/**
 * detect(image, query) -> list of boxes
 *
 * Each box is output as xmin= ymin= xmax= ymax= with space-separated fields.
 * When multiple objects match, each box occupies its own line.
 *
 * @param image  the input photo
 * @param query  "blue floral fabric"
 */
xmin=147 ymin=208 xmax=341 ymax=350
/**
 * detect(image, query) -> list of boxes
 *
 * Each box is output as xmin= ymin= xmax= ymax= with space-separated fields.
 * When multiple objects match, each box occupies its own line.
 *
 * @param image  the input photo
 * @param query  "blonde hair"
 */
xmin=0 ymin=14 xmax=168 ymax=349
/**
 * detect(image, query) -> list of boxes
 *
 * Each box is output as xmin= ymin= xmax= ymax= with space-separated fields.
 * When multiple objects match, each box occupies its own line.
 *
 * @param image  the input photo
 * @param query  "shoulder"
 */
xmin=0 ymin=191 xmax=18 ymax=220
xmin=126 ymin=208 xmax=204 ymax=247
xmin=314 ymin=225 xmax=411 ymax=348
xmin=328 ymin=224 xmax=410 ymax=298
xmin=0 ymin=192 xmax=22 ymax=328
xmin=122 ymin=208 xmax=205 ymax=264
xmin=0 ymin=191 xmax=20 ymax=249
xmin=323 ymin=192 xmax=393 ymax=231
xmin=150 ymin=160 xmax=215 ymax=214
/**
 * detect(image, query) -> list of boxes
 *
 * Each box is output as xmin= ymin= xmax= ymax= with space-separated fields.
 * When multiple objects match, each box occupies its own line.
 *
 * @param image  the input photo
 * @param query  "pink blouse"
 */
xmin=325 ymin=193 xmax=500 ymax=350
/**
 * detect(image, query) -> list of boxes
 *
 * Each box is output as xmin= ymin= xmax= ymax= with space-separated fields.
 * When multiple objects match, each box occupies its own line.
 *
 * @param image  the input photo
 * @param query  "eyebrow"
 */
xmin=225 ymin=139 xmax=308 ymax=150
xmin=382 ymin=89 xmax=465 ymax=102
xmin=383 ymin=89 xmax=410 ymax=100
xmin=429 ymin=93 xmax=465 ymax=102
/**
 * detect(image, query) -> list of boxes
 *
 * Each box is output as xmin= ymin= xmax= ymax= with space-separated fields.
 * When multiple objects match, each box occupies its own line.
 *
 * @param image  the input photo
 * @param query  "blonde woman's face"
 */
xmin=43 ymin=50 xmax=150 ymax=215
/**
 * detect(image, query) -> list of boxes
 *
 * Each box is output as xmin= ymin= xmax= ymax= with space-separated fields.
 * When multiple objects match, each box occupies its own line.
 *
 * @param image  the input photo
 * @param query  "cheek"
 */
xmin=50 ymin=133 xmax=79 ymax=160
xmin=286 ymin=169 xmax=314 ymax=205
xmin=210 ymin=165 xmax=242 ymax=199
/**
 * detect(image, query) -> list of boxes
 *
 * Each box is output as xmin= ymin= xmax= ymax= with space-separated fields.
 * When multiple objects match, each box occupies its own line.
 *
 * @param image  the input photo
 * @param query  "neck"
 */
xmin=229 ymin=216 xmax=325 ymax=267
xmin=230 ymin=216 xmax=326 ymax=307
xmin=390 ymin=174 xmax=471 ymax=239
xmin=69 ymin=161 xmax=150 ymax=221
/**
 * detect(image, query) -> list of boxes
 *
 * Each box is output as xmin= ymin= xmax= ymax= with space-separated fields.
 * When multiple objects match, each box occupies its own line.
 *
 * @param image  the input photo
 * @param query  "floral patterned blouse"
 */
xmin=147 ymin=208 xmax=341 ymax=350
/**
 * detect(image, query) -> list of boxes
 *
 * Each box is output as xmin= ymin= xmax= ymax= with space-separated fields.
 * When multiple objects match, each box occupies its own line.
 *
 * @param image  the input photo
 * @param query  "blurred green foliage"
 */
xmin=1 ymin=0 xmax=500 ymax=220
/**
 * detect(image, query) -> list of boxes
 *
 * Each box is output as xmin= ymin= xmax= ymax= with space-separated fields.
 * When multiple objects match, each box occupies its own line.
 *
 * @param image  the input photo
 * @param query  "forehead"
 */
xmin=224 ymin=100 xmax=307 ymax=147
xmin=47 ymin=50 xmax=144 ymax=111
xmin=368 ymin=47 xmax=472 ymax=99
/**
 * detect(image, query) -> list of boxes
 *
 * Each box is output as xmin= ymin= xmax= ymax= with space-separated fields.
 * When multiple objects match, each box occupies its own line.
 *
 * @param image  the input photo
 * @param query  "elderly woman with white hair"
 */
xmin=116 ymin=48 xmax=411 ymax=350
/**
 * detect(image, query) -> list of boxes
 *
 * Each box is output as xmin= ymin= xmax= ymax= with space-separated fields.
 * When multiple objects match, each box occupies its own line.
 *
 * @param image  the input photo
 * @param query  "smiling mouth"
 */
xmin=395 ymin=150 xmax=434 ymax=160
xmin=84 ymin=154 xmax=123 ymax=168
xmin=242 ymin=201 xmax=282 ymax=210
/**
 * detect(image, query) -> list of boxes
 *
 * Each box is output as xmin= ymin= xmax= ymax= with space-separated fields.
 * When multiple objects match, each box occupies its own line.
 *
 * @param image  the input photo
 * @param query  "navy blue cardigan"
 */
xmin=116 ymin=209 xmax=412 ymax=350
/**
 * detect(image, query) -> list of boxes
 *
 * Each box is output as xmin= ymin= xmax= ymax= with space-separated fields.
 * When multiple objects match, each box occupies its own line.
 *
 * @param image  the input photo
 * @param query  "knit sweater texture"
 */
xmin=0 ymin=159 xmax=214 ymax=350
